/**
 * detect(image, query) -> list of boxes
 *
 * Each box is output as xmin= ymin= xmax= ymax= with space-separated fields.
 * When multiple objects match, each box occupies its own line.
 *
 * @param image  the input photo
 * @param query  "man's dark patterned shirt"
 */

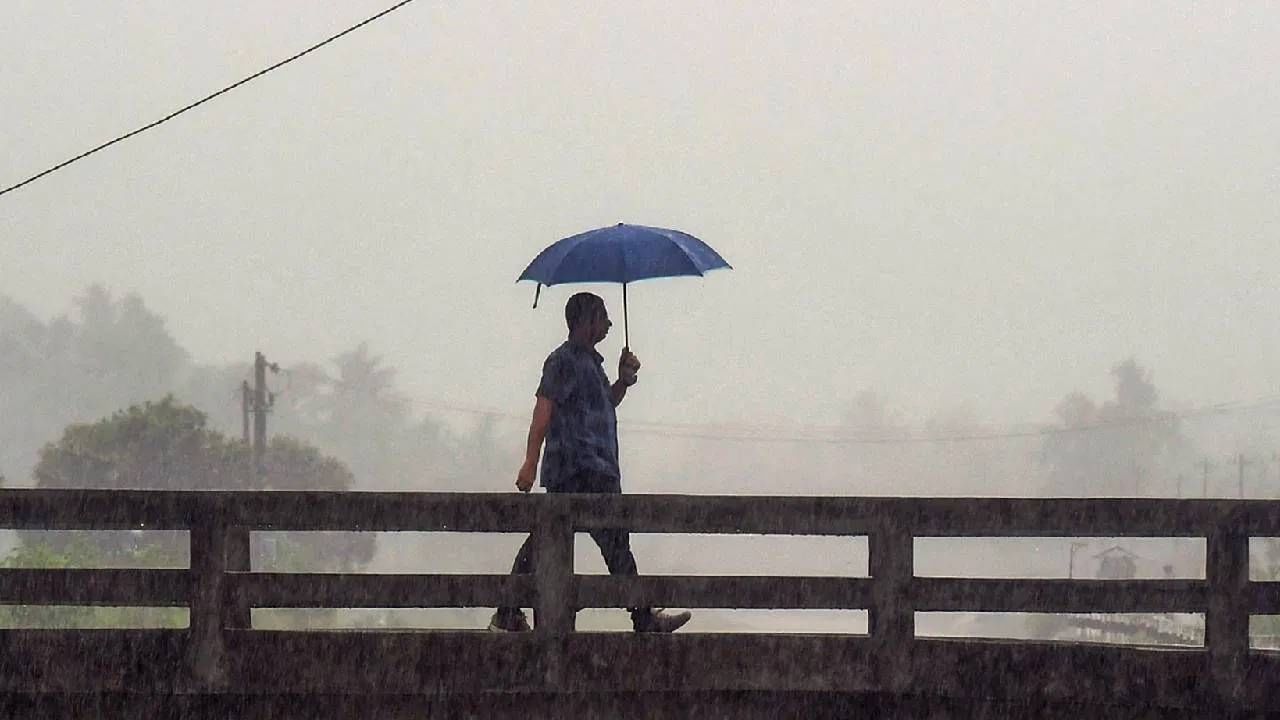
xmin=536 ymin=341 xmax=619 ymax=490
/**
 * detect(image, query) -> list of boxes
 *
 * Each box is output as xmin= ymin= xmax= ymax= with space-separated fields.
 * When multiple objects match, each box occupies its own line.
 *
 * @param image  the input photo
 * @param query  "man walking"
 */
xmin=488 ymin=292 xmax=692 ymax=633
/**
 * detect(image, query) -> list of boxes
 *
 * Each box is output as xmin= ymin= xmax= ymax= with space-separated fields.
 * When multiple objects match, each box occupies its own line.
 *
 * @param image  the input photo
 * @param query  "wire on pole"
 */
xmin=0 ymin=0 xmax=420 ymax=199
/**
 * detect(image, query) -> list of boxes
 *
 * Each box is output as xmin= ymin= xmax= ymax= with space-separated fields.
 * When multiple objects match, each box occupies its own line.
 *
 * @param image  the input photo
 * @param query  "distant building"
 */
xmin=1046 ymin=545 xmax=1202 ymax=647
xmin=1093 ymin=545 xmax=1138 ymax=580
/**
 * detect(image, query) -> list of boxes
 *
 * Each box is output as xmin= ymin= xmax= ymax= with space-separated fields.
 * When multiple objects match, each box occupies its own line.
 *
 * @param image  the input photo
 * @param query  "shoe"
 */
xmin=633 ymin=608 xmax=692 ymax=633
xmin=487 ymin=610 xmax=531 ymax=632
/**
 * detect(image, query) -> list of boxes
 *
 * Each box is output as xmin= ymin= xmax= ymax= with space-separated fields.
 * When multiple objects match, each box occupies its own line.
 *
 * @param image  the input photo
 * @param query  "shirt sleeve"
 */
xmin=535 ymin=352 xmax=575 ymax=405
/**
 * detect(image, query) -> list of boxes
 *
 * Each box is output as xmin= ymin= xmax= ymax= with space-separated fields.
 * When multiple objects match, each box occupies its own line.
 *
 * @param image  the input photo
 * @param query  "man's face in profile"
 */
xmin=587 ymin=304 xmax=612 ymax=345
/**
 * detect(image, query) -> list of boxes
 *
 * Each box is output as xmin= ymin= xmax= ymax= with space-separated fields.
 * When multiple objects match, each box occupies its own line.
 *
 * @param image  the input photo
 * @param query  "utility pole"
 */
xmin=1068 ymin=541 xmax=1089 ymax=580
xmin=241 ymin=380 xmax=251 ymax=444
xmin=1198 ymin=457 xmax=1213 ymax=498
xmin=252 ymin=352 xmax=279 ymax=483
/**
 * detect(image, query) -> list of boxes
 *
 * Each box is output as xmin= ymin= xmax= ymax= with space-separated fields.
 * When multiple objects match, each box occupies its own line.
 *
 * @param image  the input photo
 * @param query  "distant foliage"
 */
xmin=1 ymin=287 xmax=505 ymax=492
xmin=1040 ymin=359 xmax=1190 ymax=497
xmin=0 ymin=287 xmax=186 ymax=487
xmin=34 ymin=396 xmax=359 ymax=494
xmin=8 ymin=397 xmax=375 ymax=628
xmin=0 ymin=286 xmax=516 ymax=629
xmin=35 ymin=397 xmax=245 ymax=490
xmin=32 ymin=396 xmax=372 ymax=567
xmin=0 ymin=532 xmax=187 ymax=629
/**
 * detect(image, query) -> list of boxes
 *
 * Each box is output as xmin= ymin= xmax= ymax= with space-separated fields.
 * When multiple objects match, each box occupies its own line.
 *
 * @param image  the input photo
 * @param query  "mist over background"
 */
xmin=2 ymin=2 xmax=1278 ymax=634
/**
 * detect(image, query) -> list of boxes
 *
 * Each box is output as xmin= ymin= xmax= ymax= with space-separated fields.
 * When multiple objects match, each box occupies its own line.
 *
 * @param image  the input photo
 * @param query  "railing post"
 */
xmin=186 ymin=512 xmax=230 ymax=687
xmin=1206 ymin=513 xmax=1249 ymax=705
xmin=533 ymin=494 xmax=575 ymax=689
xmin=226 ymin=527 xmax=251 ymax=630
xmin=869 ymin=520 xmax=914 ymax=692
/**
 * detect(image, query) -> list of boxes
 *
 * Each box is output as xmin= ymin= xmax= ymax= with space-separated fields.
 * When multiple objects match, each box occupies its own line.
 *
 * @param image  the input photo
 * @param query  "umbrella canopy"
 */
xmin=518 ymin=223 xmax=731 ymax=347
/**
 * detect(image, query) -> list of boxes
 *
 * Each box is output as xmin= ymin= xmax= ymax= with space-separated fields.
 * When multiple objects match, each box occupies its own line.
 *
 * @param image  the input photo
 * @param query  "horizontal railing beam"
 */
xmin=0 ymin=490 xmax=214 ymax=530
xmin=568 ymin=494 xmax=1280 ymax=536
xmin=568 ymin=495 xmax=879 ymax=535
xmin=224 ymin=492 xmax=538 ymax=532
xmin=229 ymin=572 xmax=535 ymax=609
xmin=873 ymin=498 xmax=1280 ymax=536
xmin=913 ymin=578 xmax=1208 ymax=614
xmin=0 ymin=568 xmax=190 ymax=606
xmin=1 ymin=490 xmax=1276 ymax=537
xmin=576 ymin=575 xmax=873 ymax=610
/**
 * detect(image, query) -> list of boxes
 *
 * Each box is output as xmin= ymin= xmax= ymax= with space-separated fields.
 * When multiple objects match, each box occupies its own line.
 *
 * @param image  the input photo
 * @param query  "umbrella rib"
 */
xmin=517 ymin=230 xmax=597 ymax=284
xmin=645 ymin=227 xmax=714 ymax=277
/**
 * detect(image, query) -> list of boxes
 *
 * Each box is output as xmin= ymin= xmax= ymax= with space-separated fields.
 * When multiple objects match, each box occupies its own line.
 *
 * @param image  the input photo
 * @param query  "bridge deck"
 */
xmin=0 ymin=628 xmax=1277 ymax=715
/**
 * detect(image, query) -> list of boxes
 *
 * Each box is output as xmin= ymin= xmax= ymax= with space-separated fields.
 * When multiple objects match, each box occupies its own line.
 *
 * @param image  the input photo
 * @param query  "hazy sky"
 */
xmin=4 ymin=2 xmax=1278 ymax=430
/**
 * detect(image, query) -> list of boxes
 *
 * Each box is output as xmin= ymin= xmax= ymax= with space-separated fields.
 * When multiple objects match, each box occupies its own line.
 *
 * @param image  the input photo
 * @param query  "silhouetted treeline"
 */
xmin=0 ymin=286 xmax=508 ymax=491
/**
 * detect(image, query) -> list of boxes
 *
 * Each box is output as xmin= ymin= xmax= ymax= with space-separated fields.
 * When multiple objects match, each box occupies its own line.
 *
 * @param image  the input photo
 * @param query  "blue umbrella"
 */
xmin=518 ymin=223 xmax=731 ymax=347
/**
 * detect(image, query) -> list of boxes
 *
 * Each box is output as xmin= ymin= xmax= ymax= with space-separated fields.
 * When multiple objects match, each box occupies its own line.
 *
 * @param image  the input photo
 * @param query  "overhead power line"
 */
xmin=417 ymin=393 xmax=1280 ymax=446
xmin=0 ymin=0 xmax=420 ymax=199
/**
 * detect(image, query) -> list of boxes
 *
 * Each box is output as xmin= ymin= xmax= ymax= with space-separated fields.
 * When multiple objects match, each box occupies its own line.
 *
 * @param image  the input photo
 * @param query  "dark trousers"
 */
xmin=497 ymin=470 xmax=648 ymax=623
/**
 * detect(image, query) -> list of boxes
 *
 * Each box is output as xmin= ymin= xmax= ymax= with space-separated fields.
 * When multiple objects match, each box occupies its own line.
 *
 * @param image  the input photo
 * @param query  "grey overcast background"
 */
xmin=5 ymin=1 xmax=1278 ymax=431
xmin=2 ymin=0 xmax=1279 ymax=636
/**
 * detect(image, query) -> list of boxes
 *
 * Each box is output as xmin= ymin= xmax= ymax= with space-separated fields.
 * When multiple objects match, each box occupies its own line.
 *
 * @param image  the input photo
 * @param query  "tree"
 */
xmin=12 ymin=398 xmax=374 ymax=628
xmin=313 ymin=343 xmax=413 ymax=486
xmin=0 ymin=294 xmax=64 ymax=483
xmin=70 ymin=287 xmax=188 ymax=407
xmin=1040 ymin=359 xmax=1188 ymax=497
xmin=0 ymin=288 xmax=188 ymax=483
xmin=35 ymin=396 xmax=245 ymax=491
xmin=176 ymin=342 xmax=461 ymax=492
xmin=259 ymin=342 xmax=456 ymax=491
xmin=34 ymin=396 xmax=363 ymax=495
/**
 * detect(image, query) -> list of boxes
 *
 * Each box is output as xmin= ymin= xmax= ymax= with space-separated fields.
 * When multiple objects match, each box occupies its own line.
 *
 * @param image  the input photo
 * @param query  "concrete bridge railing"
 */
xmin=0 ymin=490 xmax=1277 ymax=711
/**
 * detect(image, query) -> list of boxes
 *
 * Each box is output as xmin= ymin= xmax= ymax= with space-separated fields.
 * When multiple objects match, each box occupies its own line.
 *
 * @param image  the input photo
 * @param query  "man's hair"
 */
xmin=565 ymin=292 xmax=604 ymax=331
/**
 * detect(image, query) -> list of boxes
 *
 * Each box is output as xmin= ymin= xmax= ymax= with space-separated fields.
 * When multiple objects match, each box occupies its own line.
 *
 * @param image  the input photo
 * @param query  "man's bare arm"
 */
xmin=516 ymin=396 xmax=555 ymax=492
xmin=610 ymin=379 xmax=629 ymax=407
xmin=612 ymin=348 xmax=640 ymax=406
